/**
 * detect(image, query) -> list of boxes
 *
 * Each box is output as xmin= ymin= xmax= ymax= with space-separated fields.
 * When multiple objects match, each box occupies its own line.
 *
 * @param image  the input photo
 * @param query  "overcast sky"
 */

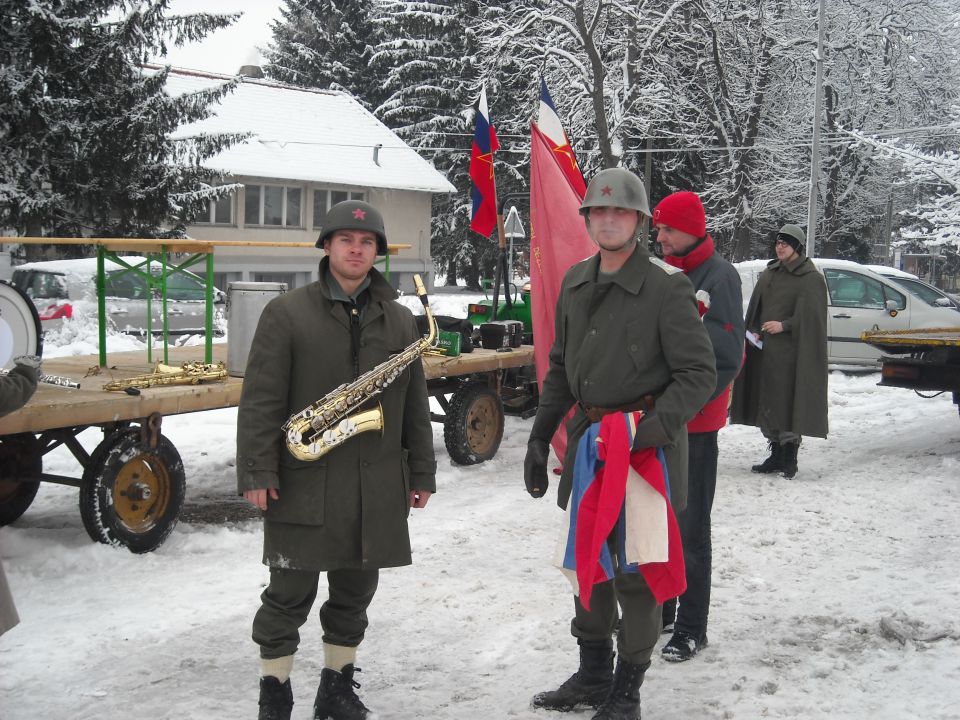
xmin=152 ymin=0 xmax=283 ymax=75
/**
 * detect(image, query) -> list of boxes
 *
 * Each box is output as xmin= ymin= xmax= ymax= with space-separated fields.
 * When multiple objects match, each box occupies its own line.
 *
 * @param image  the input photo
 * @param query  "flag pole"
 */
xmin=492 ymin=192 xmax=528 ymax=320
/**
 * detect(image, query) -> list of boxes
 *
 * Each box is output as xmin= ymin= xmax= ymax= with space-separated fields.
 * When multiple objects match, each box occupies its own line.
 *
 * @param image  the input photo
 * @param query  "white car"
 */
xmin=735 ymin=258 xmax=960 ymax=367
xmin=11 ymin=256 xmax=225 ymax=336
xmin=864 ymin=265 xmax=960 ymax=312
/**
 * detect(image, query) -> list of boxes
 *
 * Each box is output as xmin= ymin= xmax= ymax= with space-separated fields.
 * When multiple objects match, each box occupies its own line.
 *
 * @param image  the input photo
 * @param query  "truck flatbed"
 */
xmin=0 ymin=343 xmax=536 ymax=552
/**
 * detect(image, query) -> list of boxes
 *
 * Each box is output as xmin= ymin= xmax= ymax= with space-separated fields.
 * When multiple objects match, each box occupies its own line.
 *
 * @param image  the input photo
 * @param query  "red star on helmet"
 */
xmin=352 ymin=208 xmax=366 ymax=220
xmin=601 ymin=185 xmax=612 ymax=196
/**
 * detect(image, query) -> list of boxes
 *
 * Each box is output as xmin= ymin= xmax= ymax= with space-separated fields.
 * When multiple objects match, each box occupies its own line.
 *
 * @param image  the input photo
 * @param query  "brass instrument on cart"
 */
xmin=103 ymin=361 xmax=227 ymax=393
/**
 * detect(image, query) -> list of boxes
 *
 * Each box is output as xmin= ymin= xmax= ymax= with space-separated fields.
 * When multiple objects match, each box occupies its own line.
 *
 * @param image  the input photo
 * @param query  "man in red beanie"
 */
xmin=652 ymin=191 xmax=744 ymax=662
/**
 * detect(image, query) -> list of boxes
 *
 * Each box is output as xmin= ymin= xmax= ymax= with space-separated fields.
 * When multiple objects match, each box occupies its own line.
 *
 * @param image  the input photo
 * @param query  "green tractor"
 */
xmin=466 ymin=278 xmax=534 ymax=344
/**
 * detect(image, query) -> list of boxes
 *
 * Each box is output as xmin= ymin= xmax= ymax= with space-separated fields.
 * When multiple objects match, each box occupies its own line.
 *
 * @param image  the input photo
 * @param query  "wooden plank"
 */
xmin=0 ymin=343 xmax=535 ymax=436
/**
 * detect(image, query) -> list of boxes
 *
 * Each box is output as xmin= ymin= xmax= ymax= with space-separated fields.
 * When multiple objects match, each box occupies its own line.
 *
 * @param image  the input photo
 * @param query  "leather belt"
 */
xmin=579 ymin=394 xmax=656 ymax=424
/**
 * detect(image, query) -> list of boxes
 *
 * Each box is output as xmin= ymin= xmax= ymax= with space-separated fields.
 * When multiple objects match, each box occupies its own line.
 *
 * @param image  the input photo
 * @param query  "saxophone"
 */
xmin=102 ymin=361 xmax=228 ymax=391
xmin=283 ymin=274 xmax=437 ymax=462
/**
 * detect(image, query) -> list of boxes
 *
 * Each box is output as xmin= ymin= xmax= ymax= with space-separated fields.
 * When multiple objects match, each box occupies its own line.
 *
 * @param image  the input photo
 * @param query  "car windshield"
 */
xmin=889 ymin=277 xmax=952 ymax=307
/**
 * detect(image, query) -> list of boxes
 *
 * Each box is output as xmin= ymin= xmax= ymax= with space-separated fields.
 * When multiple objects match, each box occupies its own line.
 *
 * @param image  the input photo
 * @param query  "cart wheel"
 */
xmin=0 ymin=434 xmax=42 ymax=526
xmin=443 ymin=382 xmax=504 ymax=465
xmin=79 ymin=429 xmax=185 ymax=553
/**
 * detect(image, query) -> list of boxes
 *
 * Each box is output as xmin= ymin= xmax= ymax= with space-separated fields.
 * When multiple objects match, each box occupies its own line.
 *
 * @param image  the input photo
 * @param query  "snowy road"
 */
xmin=2 ymin=362 xmax=959 ymax=719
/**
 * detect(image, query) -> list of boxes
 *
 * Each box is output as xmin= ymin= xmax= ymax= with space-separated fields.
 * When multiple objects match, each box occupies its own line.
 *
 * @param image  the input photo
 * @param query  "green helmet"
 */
xmin=316 ymin=200 xmax=388 ymax=255
xmin=579 ymin=167 xmax=651 ymax=218
xmin=777 ymin=223 xmax=806 ymax=251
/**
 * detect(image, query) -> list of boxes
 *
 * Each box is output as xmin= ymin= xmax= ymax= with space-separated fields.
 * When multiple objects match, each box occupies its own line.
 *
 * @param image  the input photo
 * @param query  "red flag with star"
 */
xmin=529 ymin=121 xmax=595 ymax=460
xmin=469 ymin=87 xmax=499 ymax=236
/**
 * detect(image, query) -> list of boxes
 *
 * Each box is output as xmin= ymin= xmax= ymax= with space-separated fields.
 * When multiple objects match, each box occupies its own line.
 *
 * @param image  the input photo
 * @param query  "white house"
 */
xmin=162 ymin=66 xmax=455 ymax=293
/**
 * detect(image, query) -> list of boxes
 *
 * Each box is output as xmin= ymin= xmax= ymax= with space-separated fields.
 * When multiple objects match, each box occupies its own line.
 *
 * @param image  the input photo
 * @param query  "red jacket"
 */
xmin=664 ymin=236 xmax=745 ymax=433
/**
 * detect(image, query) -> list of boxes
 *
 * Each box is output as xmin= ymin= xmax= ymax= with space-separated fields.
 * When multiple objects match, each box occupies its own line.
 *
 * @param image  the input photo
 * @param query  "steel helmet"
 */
xmin=579 ymin=167 xmax=651 ymax=218
xmin=777 ymin=223 xmax=806 ymax=252
xmin=316 ymin=200 xmax=388 ymax=255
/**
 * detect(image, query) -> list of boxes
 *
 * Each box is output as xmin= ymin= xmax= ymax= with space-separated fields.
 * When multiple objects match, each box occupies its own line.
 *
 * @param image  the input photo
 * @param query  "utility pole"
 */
xmin=806 ymin=0 xmax=826 ymax=258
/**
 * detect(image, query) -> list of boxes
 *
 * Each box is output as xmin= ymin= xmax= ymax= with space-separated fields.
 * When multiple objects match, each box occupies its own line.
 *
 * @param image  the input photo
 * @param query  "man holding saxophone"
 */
xmin=237 ymin=199 xmax=436 ymax=720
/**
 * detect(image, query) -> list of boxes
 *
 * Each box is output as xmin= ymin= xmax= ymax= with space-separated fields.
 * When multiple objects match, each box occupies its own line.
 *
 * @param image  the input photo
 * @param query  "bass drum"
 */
xmin=0 ymin=280 xmax=42 ymax=369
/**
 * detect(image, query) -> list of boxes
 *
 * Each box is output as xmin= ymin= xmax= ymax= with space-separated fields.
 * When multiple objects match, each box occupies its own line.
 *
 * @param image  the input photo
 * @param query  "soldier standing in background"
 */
xmin=731 ymin=223 xmax=828 ymax=477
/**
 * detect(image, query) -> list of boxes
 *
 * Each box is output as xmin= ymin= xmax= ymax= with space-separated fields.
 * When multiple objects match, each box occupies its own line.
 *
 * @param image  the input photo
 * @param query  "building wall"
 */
xmin=187 ymin=177 xmax=437 ymax=293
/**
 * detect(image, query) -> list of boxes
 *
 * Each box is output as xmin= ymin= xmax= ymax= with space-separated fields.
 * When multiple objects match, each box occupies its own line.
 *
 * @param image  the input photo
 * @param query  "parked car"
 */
xmin=11 ymin=257 xmax=225 ymax=336
xmin=735 ymin=258 xmax=960 ymax=367
xmin=863 ymin=265 xmax=960 ymax=312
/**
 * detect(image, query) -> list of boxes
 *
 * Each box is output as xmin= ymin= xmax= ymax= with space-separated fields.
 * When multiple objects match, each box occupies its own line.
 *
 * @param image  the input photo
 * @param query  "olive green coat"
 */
xmin=236 ymin=259 xmax=436 ymax=572
xmin=0 ymin=364 xmax=37 ymax=417
xmin=730 ymin=254 xmax=829 ymax=438
xmin=530 ymin=244 xmax=717 ymax=512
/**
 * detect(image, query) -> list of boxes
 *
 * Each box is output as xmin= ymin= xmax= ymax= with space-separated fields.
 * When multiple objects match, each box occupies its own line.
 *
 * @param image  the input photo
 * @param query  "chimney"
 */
xmin=238 ymin=65 xmax=264 ymax=79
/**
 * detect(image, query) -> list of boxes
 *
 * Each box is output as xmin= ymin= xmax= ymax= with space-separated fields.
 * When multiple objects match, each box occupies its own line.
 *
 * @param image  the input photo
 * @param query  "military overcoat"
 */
xmin=730 ymin=253 xmax=829 ymax=438
xmin=531 ymin=244 xmax=717 ymax=512
xmin=236 ymin=259 xmax=436 ymax=572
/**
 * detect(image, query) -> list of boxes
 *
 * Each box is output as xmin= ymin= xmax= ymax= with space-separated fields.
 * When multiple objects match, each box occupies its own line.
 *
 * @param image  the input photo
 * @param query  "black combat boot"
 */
xmin=591 ymin=659 xmax=649 ymax=720
xmin=781 ymin=441 xmax=800 ymax=479
xmin=313 ymin=664 xmax=369 ymax=720
xmin=751 ymin=442 xmax=782 ymax=473
xmin=532 ymin=638 xmax=614 ymax=711
xmin=258 ymin=676 xmax=293 ymax=720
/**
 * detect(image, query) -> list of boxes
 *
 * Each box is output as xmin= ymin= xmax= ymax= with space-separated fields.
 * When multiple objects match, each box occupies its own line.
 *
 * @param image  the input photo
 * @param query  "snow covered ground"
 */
xmin=2 ymin=291 xmax=959 ymax=719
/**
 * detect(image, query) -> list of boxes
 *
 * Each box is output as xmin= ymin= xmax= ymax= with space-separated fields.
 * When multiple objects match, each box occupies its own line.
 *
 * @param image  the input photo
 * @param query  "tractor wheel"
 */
xmin=443 ymin=382 xmax=504 ymax=465
xmin=79 ymin=429 xmax=185 ymax=553
xmin=0 ymin=434 xmax=42 ymax=526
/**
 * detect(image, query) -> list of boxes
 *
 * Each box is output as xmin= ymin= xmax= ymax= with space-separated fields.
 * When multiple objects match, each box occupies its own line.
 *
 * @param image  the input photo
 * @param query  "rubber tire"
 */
xmin=443 ymin=382 xmax=504 ymax=465
xmin=0 ymin=434 xmax=42 ymax=526
xmin=79 ymin=429 xmax=186 ymax=553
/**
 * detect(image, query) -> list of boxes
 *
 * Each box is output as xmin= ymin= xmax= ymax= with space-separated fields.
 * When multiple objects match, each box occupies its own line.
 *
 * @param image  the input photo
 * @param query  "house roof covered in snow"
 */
xmin=157 ymin=66 xmax=455 ymax=194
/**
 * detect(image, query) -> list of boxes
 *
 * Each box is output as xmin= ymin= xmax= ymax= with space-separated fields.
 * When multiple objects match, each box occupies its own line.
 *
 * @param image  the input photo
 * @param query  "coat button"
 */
xmin=590 ymin=328 xmax=597 ymax=335
xmin=246 ymin=459 xmax=255 ymax=467
xmin=362 ymin=460 xmax=370 ymax=467
xmin=630 ymin=344 xmax=638 ymax=352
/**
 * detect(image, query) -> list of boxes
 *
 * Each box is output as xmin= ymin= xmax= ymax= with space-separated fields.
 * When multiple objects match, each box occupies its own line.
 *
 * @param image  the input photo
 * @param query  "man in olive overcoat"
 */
xmin=1 ymin=354 xmax=40 ymax=639
xmin=730 ymin=223 xmax=828 ymax=478
xmin=523 ymin=168 xmax=716 ymax=720
xmin=237 ymin=200 xmax=436 ymax=720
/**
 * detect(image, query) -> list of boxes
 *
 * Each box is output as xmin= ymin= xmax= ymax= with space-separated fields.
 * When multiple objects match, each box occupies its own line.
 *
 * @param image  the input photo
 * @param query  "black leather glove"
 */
xmin=524 ymin=439 xmax=550 ymax=498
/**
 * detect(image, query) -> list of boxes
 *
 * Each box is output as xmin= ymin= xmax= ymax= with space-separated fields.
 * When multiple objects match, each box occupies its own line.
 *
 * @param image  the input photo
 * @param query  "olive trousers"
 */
xmin=571 ymin=571 xmax=661 ymax=665
xmin=253 ymin=566 xmax=379 ymax=659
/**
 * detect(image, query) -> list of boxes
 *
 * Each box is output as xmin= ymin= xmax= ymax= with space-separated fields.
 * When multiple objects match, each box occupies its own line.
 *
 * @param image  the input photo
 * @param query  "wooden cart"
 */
xmin=0 ymin=343 xmax=535 ymax=552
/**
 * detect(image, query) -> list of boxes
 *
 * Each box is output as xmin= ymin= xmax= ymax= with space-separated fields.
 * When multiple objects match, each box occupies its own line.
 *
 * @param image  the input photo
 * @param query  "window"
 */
xmin=193 ymin=188 xmax=233 ymax=224
xmin=104 ymin=271 xmax=148 ymax=300
xmin=244 ymin=184 xmax=303 ymax=227
xmin=312 ymin=189 xmax=366 ymax=227
xmin=824 ymin=269 xmax=905 ymax=310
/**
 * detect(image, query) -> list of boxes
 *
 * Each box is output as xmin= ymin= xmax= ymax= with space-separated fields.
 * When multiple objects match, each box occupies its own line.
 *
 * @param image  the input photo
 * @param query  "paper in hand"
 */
xmin=746 ymin=330 xmax=763 ymax=350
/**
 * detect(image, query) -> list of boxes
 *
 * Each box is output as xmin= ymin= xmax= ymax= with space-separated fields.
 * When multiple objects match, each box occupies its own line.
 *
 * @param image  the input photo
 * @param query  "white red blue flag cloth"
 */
xmin=469 ymin=86 xmax=499 ymax=236
xmin=537 ymin=78 xmax=586 ymax=197
xmin=554 ymin=412 xmax=687 ymax=611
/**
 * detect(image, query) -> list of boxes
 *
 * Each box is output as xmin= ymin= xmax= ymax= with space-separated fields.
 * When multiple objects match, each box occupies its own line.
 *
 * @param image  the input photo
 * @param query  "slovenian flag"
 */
xmin=469 ymin=86 xmax=499 ymax=237
xmin=554 ymin=412 xmax=687 ymax=611
xmin=537 ymin=78 xmax=586 ymax=197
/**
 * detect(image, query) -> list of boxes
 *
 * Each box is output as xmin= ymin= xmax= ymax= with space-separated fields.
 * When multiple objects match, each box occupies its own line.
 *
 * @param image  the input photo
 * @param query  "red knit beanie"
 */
xmin=652 ymin=191 xmax=706 ymax=238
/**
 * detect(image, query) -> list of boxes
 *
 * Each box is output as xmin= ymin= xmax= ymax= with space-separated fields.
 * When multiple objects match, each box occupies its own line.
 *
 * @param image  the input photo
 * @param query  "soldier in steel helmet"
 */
xmin=237 ymin=199 xmax=436 ymax=720
xmin=730 ymin=223 xmax=828 ymax=478
xmin=523 ymin=167 xmax=716 ymax=720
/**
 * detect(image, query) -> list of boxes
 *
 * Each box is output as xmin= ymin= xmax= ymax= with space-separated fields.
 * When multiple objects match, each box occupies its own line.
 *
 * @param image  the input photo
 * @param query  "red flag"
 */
xmin=538 ymin=78 xmax=587 ymax=197
xmin=469 ymin=87 xmax=499 ymax=236
xmin=529 ymin=121 xmax=594 ymax=459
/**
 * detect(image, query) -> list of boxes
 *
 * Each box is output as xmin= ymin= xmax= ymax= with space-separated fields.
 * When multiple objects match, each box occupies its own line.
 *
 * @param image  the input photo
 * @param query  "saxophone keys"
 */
xmin=322 ymin=429 xmax=338 ymax=445
xmin=339 ymin=418 xmax=356 ymax=435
